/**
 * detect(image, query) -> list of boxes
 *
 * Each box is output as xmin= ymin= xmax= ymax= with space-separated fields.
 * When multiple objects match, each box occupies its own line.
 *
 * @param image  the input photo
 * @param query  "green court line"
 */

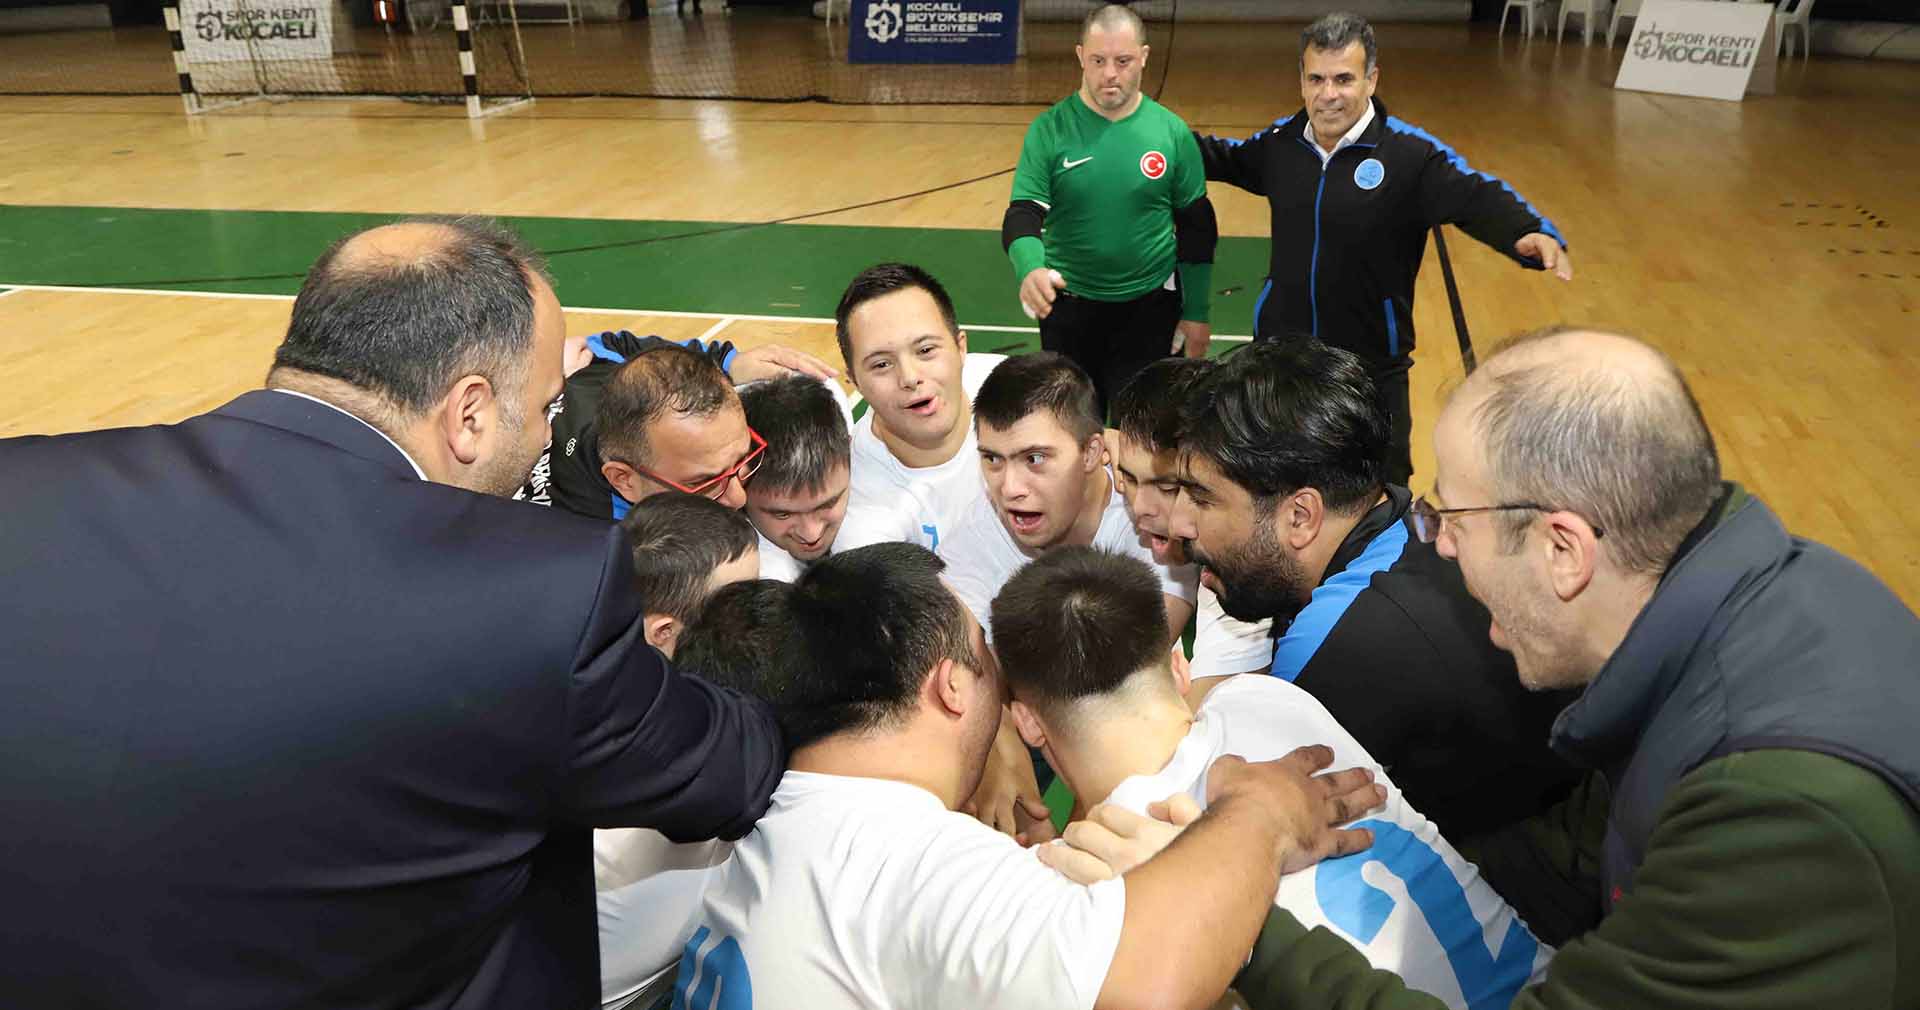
xmin=0 ymin=204 xmax=1273 ymax=338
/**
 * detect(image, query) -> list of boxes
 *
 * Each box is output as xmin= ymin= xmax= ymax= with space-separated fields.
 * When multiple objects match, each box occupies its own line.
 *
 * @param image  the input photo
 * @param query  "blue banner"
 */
xmin=847 ymin=0 xmax=1019 ymax=64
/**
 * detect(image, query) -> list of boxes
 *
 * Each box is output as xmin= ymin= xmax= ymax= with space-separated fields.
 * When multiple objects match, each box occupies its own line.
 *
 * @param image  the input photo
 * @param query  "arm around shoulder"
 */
xmin=1234 ymin=750 xmax=1911 ymax=1010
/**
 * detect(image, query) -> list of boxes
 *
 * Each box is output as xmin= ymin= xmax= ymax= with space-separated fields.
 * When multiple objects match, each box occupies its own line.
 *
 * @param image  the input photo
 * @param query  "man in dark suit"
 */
xmin=0 ymin=217 xmax=786 ymax=1009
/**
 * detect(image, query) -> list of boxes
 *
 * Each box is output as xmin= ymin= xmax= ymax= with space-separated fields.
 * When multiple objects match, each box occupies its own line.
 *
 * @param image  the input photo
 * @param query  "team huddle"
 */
xmin=540 ymin=259 xmax=1569 ymax=1007
xmin=8 ymin=7 xmax=1919 ymax=1010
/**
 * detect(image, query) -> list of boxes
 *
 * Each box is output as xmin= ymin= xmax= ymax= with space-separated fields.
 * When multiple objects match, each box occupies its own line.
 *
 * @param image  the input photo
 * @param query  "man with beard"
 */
xmin=1003 ymin=3 xmax=1218 ymax=413
xmin=1109 ymin=358 xmax=1273 ymax=695
xmin=1167 ymin=339 xmax=1577 ymax=840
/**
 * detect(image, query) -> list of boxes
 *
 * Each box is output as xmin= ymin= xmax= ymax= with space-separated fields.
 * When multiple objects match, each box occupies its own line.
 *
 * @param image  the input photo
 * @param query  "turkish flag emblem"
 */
xmin=1140 ymin=150 xmax=1167 ymax=179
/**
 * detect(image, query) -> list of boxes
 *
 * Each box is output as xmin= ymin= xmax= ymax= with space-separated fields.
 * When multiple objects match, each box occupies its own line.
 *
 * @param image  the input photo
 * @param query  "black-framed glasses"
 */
xmin=1411 ymin=496 xmax=1605 ymax=544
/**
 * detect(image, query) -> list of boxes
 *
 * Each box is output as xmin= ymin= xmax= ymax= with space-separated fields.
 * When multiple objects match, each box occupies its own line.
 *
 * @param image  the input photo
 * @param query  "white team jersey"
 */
xmin=1189 ymin=585 xmax=1274 ymax=680
xmin=938 ymin=477 xmax=1193 ymax=638
xmin=838 ymin=353 xmax=1006 ymax=553
xmin=594 ymin=830 xmax=730 ymax=1006
xmin=1103 ymin=676 xmax=1554 ymax=1009
xmin=754 ymin=532 xmax=805 ymax=583
xmin=678 ymin=772 xmax=1125 ymax=1010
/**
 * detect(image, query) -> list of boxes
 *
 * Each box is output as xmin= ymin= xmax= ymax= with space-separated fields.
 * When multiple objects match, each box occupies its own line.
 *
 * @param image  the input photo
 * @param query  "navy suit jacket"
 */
xmin=0 ymin=390 xmax=785 ymax=1009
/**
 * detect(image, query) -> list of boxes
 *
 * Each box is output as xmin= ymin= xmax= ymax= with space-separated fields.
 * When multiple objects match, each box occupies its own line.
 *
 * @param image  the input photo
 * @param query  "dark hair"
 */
xmin=833 ymin=263 xmax=959 ymax=372
xmin=676 ymin=579 xmax=802 ymax=704
xmin=990 ymin=547 xmax=1169 ymax=714
xmin=1177 ymin=338 xmax=1387 ymax=513
xmin=1112 ymin=357 xmax=1214 ymax=452
xmin=273 ymin=216 xmax=548 ymax=418
xmin=619 ymin=492 xmax=758 ymax=622
xmin=1472 ymin=327 xmax=1722 ymax=575
xmin=596 ymin=344 xmax=737 ymax=467
xmin=1301 ymin=12 xmax=1377 ymax=73
xmin=780 ymin=542 xmax=976 ymax=749
xmin=739 ymin=376 xmax=852 ymax=496
xmin=973 ymin=352 xmax=1102 ymax=444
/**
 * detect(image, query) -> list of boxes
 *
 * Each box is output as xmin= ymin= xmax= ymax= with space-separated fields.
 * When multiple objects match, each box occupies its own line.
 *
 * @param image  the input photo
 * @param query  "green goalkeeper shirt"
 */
xmin=1009 ymin=93 xmax=1212 ymax=321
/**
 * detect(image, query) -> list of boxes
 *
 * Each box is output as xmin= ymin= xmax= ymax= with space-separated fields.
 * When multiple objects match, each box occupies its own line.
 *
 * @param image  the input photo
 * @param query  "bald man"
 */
xmin=1004 ymin=2 xmax=1218 ymax=415
xmin=0 ymin=217 xmax=786 ymax=1010
xmin=1213 ymin=327 xmax=1920 ymax=1007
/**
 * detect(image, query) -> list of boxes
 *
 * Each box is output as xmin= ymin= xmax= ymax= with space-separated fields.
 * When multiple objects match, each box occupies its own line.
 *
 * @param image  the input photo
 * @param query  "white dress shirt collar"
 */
xmin=1306 ymin=100 xmax=1377 ymax=166
xmin=271 ymin=388 xmax=428 ymax=480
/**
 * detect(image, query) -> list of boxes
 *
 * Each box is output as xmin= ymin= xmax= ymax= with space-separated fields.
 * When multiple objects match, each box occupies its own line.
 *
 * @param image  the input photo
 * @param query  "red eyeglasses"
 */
xmin=632 ymin=427 xmax=768 ymax=501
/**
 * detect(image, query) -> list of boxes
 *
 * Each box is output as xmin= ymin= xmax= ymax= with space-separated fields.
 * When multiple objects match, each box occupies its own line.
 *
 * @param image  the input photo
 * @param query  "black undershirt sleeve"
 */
xmin=1171 ymin=194 xmax=1218 ymax=264
xmin=1001 ymin=199 xmax=1047 ymax=252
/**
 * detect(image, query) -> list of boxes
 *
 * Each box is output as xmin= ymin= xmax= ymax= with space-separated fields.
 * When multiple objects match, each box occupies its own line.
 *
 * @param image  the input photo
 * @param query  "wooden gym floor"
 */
xmin=1 ymin=21 xmax=1916 ymax=603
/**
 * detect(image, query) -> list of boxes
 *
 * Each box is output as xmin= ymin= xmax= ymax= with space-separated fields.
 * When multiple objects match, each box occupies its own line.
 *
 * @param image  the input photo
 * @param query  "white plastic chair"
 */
xmin=1500 ymin=0 xmax=1546 ymax=39
xmin=1607 ymin=0 xmax=1642 ymax=48
xmin=1775 ymin=0 xmax=1816 ymax=60
xmin=1559 ymin=0 xmax=1607 ymax=45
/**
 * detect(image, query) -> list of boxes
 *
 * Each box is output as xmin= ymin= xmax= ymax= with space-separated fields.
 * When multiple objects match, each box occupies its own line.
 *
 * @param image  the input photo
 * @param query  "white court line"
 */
xmin=0 ymin=282 xmax=295 ymax=303
xmin=0 ymin=287 xmax=25 ymax=300
xmin=695 ymin=316 xmax=736 ymax=342
xmin=0 ymin=282 xmax=1252 ymax=340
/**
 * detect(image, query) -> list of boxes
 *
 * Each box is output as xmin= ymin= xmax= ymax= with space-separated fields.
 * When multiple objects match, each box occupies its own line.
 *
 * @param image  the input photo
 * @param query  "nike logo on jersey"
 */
xmin=1061 ymin=156 xmax=1094 ymax=170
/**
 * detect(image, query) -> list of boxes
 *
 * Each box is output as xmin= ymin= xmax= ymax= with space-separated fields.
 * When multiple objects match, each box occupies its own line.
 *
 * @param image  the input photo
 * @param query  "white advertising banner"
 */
xmin=1614 ymin=0 xmax=1779 ymax=102
xmin=178 ymin=0 xmax=334 ymax=64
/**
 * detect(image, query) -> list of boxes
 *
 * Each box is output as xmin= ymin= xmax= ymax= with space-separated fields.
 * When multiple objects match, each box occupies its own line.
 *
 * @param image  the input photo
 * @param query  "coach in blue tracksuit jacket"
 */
xmin=1194 ymin=12 xmax=1570 ymax=486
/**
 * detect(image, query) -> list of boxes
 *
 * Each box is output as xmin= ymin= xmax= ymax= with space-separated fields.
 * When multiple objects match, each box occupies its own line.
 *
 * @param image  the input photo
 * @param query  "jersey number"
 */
xmin=673 ymin=926 xmax=753 ymax=1010
xmin=921 ymin=523 xmax=939 ymax=551
xmin=1315 ymin=820 xmax=1536 ymax=1010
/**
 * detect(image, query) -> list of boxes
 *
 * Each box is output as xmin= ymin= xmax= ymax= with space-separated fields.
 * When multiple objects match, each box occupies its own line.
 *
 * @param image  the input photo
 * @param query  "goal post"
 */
xmin=162 ymin=0 xmax=532 ymax=118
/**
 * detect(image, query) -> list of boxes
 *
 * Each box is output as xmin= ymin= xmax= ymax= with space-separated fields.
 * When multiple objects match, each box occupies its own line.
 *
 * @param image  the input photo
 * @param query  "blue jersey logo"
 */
xmin=1354 ymin=157 xmax=1386 ymax=191
xmin=1316 ymin=820 xmax=1537 ymax=1010
xmin=674 ymin=926 xmax=753 ymax=1010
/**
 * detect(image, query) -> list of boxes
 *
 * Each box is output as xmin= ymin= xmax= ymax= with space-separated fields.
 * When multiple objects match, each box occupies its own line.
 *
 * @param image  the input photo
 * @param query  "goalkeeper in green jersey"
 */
xmin=1001 ymin=3 xmax=1219 ymax=415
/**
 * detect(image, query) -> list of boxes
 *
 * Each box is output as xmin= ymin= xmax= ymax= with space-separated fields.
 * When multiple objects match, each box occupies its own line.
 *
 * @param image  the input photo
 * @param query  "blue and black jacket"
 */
xmin=1271 ymin=484 xmax=1580 ymax=838
xmin=1195 ymin=98 xmax=1563 ymax=371
xmin=517 ymin=330 xmax=735 ymax=521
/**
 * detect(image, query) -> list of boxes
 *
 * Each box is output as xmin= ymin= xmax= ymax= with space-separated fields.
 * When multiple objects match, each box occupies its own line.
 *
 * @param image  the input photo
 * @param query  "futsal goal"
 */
xmin=162 ymin=0 xmax=533 ymax=116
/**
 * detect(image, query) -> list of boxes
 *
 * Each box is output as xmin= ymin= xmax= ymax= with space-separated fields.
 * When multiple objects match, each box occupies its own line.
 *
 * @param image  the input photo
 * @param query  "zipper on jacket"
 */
xmin=1309 ymin=171 xmax=1327 ymax=336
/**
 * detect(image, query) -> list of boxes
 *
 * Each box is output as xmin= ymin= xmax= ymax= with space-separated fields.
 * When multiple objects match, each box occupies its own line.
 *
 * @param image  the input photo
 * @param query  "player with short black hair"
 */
xmin=1106 ymin=358 xmax=1276 ymax=688
xmin=831 ymin=262 xmax=1008 ymax=553
xmin=970 ymin=349 xmax=1104 ymax=445
xmin=781 ymin=542 xmax=980 ymax=750
xmin=596 ymin=491 xmax=761 ymax=1010
xmin=939 ymin=352 xmax=1194 ymax=645
xmin=618 ymin=492 xmax=761 ymax=656
xmin=991 ymin=546 xmax=1554 ymax=1010
xmin=739 ymin=375 xmax=853 ymax=581
xmin=675 ymin=578 xmax=803 ymax=705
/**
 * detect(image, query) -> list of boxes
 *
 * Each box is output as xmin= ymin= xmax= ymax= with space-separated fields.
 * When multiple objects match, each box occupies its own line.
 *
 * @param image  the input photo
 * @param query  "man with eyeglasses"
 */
xmin=1205 ymin=327 xmax=1920 ymax=1010
xmin=526 ymin=330 xmax=833 ymax=520
xmin=1165 ymin=338 xmax=1579 ymax=847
